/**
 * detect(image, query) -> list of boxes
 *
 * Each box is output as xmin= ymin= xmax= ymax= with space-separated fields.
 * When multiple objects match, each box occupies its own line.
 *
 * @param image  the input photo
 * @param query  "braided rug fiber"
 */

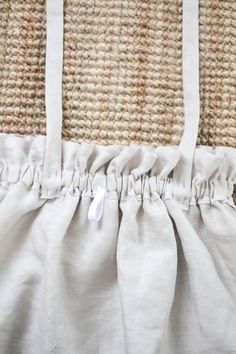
xmin=0 ymin=0 xmax=235 ymax=147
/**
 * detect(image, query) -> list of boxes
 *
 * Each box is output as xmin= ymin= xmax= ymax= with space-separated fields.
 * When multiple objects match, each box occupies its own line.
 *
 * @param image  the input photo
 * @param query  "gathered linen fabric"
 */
xmin=0 ymin=0 xmax=236 ymax=353
xmin=0 ymin=135 xmax=236 ymax=354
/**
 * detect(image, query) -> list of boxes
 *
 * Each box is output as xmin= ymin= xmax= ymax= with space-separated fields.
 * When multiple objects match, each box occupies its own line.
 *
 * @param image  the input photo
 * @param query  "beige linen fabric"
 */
xmin=0 ymin=135 xmax=236 ymax=354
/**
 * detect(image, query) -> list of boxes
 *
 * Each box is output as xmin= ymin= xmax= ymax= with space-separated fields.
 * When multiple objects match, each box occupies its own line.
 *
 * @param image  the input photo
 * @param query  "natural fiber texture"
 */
xmin=199 ymin=0 xmax=236 ymax=147
xmin=0 ymin=0 xmax=46 ymax=136
xmin=0 ymin=0 xmax=235 ymax=147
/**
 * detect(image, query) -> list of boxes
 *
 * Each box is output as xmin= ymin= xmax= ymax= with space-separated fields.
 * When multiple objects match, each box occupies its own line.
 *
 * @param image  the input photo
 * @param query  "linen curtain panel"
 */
xmin=0 ymin=0 xmax=235 ymax=353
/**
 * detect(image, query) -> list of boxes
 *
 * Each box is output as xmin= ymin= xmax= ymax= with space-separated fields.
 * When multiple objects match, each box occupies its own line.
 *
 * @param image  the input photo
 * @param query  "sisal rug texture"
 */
xmin=0 ymin=0 xmax=235 ymax=147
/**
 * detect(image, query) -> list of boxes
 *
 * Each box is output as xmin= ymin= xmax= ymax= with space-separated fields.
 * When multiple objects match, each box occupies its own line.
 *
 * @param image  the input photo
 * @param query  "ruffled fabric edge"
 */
xmin=0 ymin=133 xmax=235 ymax=206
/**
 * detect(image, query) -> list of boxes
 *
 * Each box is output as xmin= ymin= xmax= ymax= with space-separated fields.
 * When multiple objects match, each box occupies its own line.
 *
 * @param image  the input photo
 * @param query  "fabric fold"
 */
xmin=0 ymin=134 xmax=235 ymax=206
xmin=0 ymin=133 xmax=235 ymax=353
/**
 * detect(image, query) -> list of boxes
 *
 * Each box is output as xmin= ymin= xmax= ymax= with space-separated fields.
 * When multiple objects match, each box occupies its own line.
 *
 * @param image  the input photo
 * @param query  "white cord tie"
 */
xmin=88 ymin=187 xmax=105 ymax=222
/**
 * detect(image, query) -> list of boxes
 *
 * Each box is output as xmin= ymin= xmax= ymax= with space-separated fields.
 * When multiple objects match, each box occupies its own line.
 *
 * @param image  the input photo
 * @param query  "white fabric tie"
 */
xmin=41 ymin=0 xmax=64 ymax=199
xmin=88 ymin=187 xmax=106 ymax=222
xmin=173 ymin=0 xmax=200 ymax=207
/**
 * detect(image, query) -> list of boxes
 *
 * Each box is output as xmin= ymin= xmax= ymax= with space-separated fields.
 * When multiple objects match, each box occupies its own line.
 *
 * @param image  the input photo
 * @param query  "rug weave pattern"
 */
xmin=0 ymin=0 xmax=235 ymax=147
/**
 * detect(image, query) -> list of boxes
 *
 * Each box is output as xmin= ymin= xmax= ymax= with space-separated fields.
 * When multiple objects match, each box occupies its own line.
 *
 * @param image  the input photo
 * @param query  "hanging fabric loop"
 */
xmin=173 ymin=0 xmax=200 ymax=208
xmin=88 ymin=187 xmax=106 ymax=222
xmin=41 ymin=0 xmax=64 ymax=199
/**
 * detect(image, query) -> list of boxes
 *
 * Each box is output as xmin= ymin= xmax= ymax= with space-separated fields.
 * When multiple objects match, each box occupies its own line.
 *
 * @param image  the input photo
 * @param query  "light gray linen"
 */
xmin=0 ymin=134 xmax=235 ymax=354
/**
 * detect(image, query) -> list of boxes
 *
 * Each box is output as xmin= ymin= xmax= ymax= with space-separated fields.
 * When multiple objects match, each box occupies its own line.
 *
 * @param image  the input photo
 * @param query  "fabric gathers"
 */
xmin=0 ymin=134 xmax=235 ymax=209
xmin=0 ymin=133 xmax=236 ymax=354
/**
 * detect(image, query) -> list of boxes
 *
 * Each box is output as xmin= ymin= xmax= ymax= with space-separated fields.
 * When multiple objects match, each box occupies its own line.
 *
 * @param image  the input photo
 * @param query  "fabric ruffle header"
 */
xmin=0 ymin=134 xmax=235 ymax=207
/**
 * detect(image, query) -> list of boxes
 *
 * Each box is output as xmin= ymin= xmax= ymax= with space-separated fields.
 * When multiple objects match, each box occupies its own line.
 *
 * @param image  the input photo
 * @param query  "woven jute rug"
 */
xmin=0 ymin=0 xmax=235 ymax=147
